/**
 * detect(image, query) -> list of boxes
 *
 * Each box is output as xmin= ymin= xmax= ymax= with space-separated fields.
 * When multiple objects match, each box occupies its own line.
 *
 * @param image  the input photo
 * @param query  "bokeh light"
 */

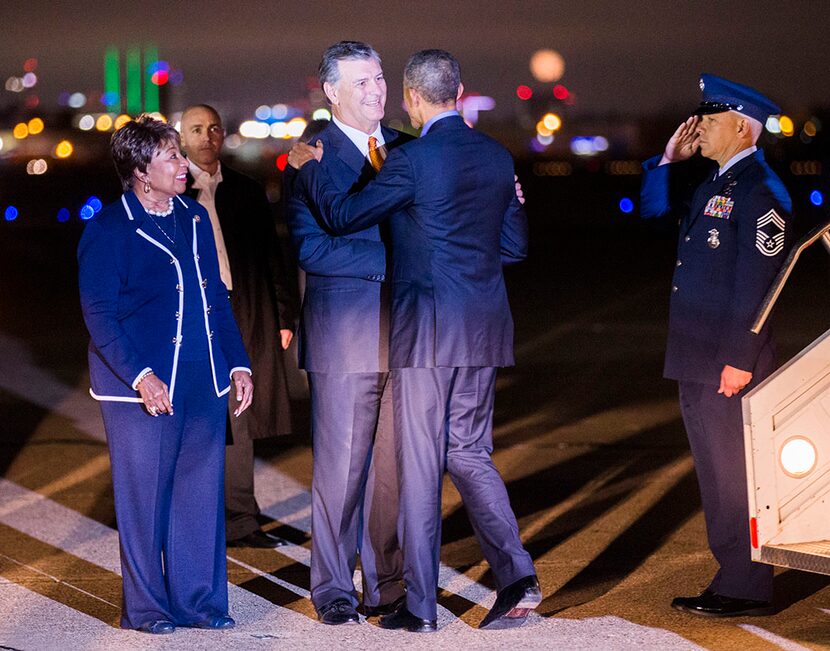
xmin=80 ymin=204 xmax=95 ymax=220
xmin=5 ymin=77 xmax=24 ymax=93
xmin=619 ymin=198 xmax=635 ymax=214
xmin=28 ymin=117 xmax=45 ymax=135
xmin=115 ymin=114 xmax=132 ymax=130
xmin=0 ymin=136 xmax=4 ymax=152
xmin=516 ymin=85 xmax=533 ymax=101
xmin=530 ymin=49 xmax=565 ymax=83
xmin=553 ymin=84 xmax=569 ymax=100
xmin=96 ymin=114 xmax=114 ymax=131
xmin=57 ymin=208 xmax=71 ymax=223
xmin=4 ymin=206 xmax=19 ymax=222
xmin=68 ymin=92 xmax=87 ymax=108
xmin=779 ymin=115 xmax=794 ymax=137
xmin=765 ymin=116 xmax=781 ymax=134
xmin=13 ymin=123 xmax=28 ymax=139
xmin=271 ymin=122 xmax=288 ymax=138
xmin=26 ymin=159 xmax=48 ymax=175
xmin=593 ymin=136 xmax=609 ymax=152
xmin=803 ymin=121 xmax=817 ymax=137
xmin=312 ymin=108 xmax=332 ymax=121
xmin=535 ymin=121 xmax=553 ymax=138
xmin=287 ymin=117 xmax=308 ymax=138
xmin=276 ymin=154 xmax=289 ymax=171
xmin=23 ymin=58 xmax=38 ymax=72
xmin=535 ymin=133 xmax=553 ymax=146
xmin=810 ymin=190 xmax=824 ymax=206
xmin=272 ymin=104 xmax=289 ymax=120
xmin=25 ymin=95 xmax=40 ymax=109
xmin=542 ymin=113 xmax=562 ymax=131
xmin=255 ymin=105 xmax=271 ymax=121
xmin=87 ymin=196 xmax=103 ymax=213
xmin=239 ymin=120 xmax=270 ymax=139
xmin=22 ymin=72 xmax=37 ymax=88
xmin=55 ymin=140 xmax=74 ymax=158
xmin=78 ymin=114 xmax=95 ymax=131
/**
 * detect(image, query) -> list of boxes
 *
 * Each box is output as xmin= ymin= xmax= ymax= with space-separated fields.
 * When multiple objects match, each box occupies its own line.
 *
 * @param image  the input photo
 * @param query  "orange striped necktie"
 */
xmin=368 ymin=136 xmax=384 ymax=172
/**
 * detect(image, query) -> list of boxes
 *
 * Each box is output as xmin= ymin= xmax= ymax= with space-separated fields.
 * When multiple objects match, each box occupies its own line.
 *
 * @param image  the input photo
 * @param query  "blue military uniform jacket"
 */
xmin=641 ymin=149 xmax=792 ymax=384
xmin=78 ymin=191 xmax=251 ymax=402
xmin=285 ymin=122 xmax=412 ymax=373
xmin=297 ymin=115 xmax=528 ymax=370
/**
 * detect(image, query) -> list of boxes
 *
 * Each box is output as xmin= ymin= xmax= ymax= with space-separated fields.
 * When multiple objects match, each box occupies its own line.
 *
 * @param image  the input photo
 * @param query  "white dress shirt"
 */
xmin=332 ymin=115 xmax=385 ymax=163
xmin=188 ymin=159 xmax=232 ymax=291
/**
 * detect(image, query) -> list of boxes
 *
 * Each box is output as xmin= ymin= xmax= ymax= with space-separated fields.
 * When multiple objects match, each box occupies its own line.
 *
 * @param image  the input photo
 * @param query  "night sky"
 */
xmin=3 ymin=1 xmax=830 ymax=123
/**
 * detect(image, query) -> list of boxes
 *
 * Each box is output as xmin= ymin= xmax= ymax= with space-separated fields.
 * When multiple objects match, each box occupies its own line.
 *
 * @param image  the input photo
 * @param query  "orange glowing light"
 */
xmin=55 ymin=140 xmax=74 ymax=158
xmin=13 ymin=123 xmax=29 ymax=139
xmin=114 ymin=114 xmax=132 ymax=130
xmin=536 ymin=121 xmax=553 ymax=137
xmin=530 ymin=49 xmax=565 ymax=83
xmin=96 ymin=114 xmax=114 ymax=131
xmin=542 ymin=112 xmax=562 ymax=131
xmin=27 ymin=117 xmax=45 ymax=135
xmin=779 ymin=115 xmax=794 ymax=136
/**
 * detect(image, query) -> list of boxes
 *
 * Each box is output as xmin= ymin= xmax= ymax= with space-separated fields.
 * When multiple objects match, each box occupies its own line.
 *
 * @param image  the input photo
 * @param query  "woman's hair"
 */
xmin=110 ymin=114 xmax=180 ymax=191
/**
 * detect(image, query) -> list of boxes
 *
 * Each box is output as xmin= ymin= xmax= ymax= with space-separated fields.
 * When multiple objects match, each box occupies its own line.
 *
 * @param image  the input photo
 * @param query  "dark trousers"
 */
xmin=224 ymin=431 xmax=259 ymax=541
xmin=99 ymin=360 xmax=228 ymax=629
xmin=679 ymin=380 xmax=774 ymax=601
xmin=395 ymin=366 xmax=536 ymax=621
xmin=308 ymin=371 xmax=404 ymax=610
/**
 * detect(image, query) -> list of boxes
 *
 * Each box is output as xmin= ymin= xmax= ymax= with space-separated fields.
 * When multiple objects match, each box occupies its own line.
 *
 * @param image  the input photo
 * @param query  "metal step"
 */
xmin=760 ymin=541 xmax=830 ymax=575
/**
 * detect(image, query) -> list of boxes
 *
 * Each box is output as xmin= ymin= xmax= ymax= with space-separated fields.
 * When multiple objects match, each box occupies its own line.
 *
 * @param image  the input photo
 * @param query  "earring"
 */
xmin=143 ymin=179 xmax=151 ymax=193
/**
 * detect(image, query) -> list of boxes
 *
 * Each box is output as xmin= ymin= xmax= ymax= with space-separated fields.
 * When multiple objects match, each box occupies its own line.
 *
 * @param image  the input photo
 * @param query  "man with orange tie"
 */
xmin=284 ymin=41 xmax=413 ymax=626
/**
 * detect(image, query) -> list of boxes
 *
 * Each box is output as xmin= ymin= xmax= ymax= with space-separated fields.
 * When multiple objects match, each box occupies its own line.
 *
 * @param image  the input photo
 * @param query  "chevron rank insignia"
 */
xmin=756 ymin=209 xmax=785 ymax=256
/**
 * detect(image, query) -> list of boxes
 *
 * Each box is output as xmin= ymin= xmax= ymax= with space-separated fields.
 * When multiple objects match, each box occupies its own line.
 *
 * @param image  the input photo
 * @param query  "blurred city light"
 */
xmin=542 ymin=113 xmax=562 ymax=131
xmin=5 ymin=77 xmax=24 ymax=93
xmin=57 ymin=208 xmax=71 ymax=223
xmin=0 ymin=136 xmax=3 ymax=152
xmin=224 ymin=134 xmax=242 ymax=150
xmin=593 ymin=136 xmax=609 ymax=152
xmin=536 ymin=133 xmax=554 ymax=146
xmin=530 ymin=49 xmax=565 ymax=83
xmin=149 ymin=60 xmax=170 ymax=86
xmin=28 ymin=118 xmax=45 ymax=135
xmin=55 ymin=140 xmax=74 ymax=158
xmin=4 ymin=207 xmax=19 ymax=222
xmin=26 ymin=159 xmax=48 ymax=175
xmin=516 ymin=85 xmax=533 ymax=101
xmin=571 ymin=136 xmax=610 ymax=156
xmin=619 ymin=197 xmax=635 ymax=214
xmin=13 ymin=123 xmax=29 ymax=139
xmin=287 ymin=117 xmax=307 ymax=138
xmin=536 ymin=121 xmax=553 ymax=137
xmin=765 ymin=116 xmax=781 ymax=134
xmin=811 ymin=190 xmax=824 ymax=206
xmin=239 ymin=120 xmax=270 ymax=139
xmin=22 ymin=72 xmax=37 ymax=88
xmin=115 ymin=114 xmax=132 ymax=130
xmin=276 ymin=154 xmax=289 ymax=171
xmin=271 ymin=122 xmax=288 ymax=138
xmin=272 ymin=104 xmax=289 ymax=120
xmin=459 ymin=95 xmax=495 ymax=125
xmin=78 ymin=115 xmax=95 ymax=131
xmin=804 ymin=121 xmax=817 ymax=137
xmin=779 ymin=115 xmax=794 ymax=137
xmin=255 ymin=105 xmax=271 ymax=121
xmin=69 ymin=92 xmax=87 ymax=108
xmin=553 ymin=84 xmax=569 ymax=100
xmin=96 ymin=115 xmax=114 ymax=131
xmin=80 ymin=204 xmax=95 ymax=220
xmin=25 ymin=95 xmax=40 ymax=109
xmin=312 ymin=108 xmax=332 ymax=121
xmin=86 ymin=196 xmax=103 ymax=213
xmin=23 ymin=58 xmax=38 ymax=72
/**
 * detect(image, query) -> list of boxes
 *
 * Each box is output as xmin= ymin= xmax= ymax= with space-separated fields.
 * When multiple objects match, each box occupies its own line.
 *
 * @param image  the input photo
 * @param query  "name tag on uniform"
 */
xmin=704 ymin=194 xmax=734 ymax=219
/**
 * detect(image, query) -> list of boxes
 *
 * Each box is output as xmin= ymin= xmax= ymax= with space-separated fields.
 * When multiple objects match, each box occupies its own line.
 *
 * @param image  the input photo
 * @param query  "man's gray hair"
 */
xmin=318 ymin=41 xmax=381 ymax=87
xmin=403 ymin=49 xmax=460 ymax=105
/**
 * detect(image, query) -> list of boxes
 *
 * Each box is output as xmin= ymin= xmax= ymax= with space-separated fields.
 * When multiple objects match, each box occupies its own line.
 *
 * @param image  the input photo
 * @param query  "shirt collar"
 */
xmin=188 ymin=159 xmax=222 ymax=186
xmin=332 ymin=115 xmax=384 ymax=157
xmin=719 ymin=146 xmax=756 ymax=176
xmin=421 ymin=110 xmax=460 ymax=136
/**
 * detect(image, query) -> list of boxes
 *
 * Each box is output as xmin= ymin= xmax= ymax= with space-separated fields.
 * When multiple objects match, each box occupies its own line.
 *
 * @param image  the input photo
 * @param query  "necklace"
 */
xmin=145 ymin=197 xmax=174 ymax=216
xmin=146 ymin=208 xmax=177 ymax=246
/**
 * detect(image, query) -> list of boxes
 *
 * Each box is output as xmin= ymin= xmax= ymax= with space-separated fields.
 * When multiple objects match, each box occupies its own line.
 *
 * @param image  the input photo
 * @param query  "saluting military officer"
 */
xmin=640 ymin=74 xmax=792 ymax=617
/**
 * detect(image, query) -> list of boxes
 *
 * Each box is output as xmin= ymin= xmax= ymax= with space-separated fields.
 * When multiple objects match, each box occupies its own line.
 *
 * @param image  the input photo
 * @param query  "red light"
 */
xmin=750 ymin=517 xmax=758 ymax=549
xmin=516 ymin=85 xmax=533 ymax=101
xmin=151 ymin=70 xmax=170 ymax=86
xmin=553 ymin=84 xmax=569 ymax=100
xmin=23 ymin=58 xmax=38 ymax=72
xmin=276 ymin=154 xmax=289 ymax=171
xmin=25 ymin=95 xmax=40 ymax=109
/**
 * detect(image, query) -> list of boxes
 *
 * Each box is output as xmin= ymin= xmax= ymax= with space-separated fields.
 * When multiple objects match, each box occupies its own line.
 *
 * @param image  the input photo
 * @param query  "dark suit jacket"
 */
xmin=285 ymin=122 xmax=412 ymax=373
xmin=641 ymin=149 xmax=793 ymax=383
xmin=78 ymin=192 xmax=250 ymax=402
xmin=185 ymin=164 xmax=296 ymax=439
xmin=297 ymin=115 xmax=528 ymax=369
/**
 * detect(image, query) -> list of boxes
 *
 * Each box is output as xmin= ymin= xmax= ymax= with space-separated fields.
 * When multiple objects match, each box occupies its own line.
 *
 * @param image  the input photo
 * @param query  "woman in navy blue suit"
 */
xmin=78 ymin=115 xmax=253 ymax=634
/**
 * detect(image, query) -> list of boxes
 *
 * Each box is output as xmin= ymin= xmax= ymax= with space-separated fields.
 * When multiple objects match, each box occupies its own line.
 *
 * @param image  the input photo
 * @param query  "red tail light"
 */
xmin=750 ymin=517 xmax=759 ymax=549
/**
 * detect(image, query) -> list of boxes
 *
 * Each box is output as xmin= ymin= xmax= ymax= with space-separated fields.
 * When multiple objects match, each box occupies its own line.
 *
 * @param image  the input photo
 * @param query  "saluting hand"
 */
xmin=232 ymin=370 xmax=254 ymax=417
xmin=718 ymin=364 xmax=752 ymax=398
xmin=288 ymin=140 xmax=324 ymax=170
xmin=660 ymin=116 xmax=701 ymax=165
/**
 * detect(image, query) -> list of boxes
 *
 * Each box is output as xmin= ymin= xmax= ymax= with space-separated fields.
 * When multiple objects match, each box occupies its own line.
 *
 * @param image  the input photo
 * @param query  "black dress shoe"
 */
xmin=362 ymin=595 xmax=406 ymax=617
xmin=137 ymin=619 xmax=175 ymax=634
xmin=671 ymin=590 xmax=774 ymax=617
xmin=379 ymin=606 xmax=437 ymax=633
xmin=227 ymin=529 xmax=288 ymax=548
xmin=193 ymin=615 xmax=235 ymax=629
xmin=317 ymin=598 xmax=360 ymax=625
xmin=479 ymin=575 xmax=542 ymax=630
